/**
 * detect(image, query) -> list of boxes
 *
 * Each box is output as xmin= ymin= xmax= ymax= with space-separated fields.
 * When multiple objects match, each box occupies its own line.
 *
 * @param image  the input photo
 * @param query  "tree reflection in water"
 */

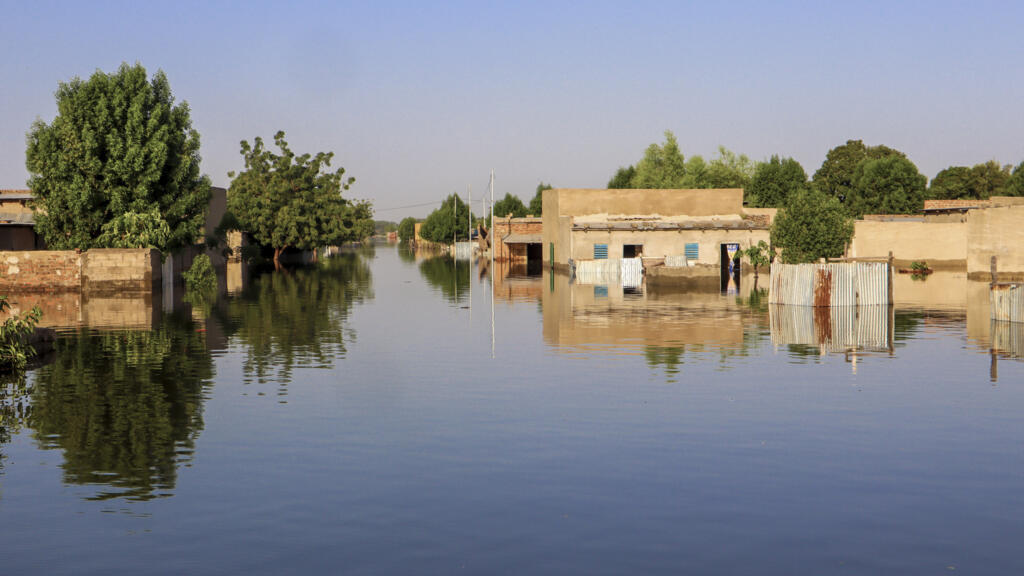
xmin=418 ymin=255 xmax=469 ymax=305
xmin=215 ymin=252 xmax=373 ymax=389
xmin=25 ymin=314 xmax=214 ymax=501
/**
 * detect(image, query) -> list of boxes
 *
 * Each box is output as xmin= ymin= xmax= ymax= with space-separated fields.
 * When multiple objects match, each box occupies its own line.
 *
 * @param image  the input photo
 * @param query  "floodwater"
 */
xmin=1 ymin=244 xmax=1023 ymax=575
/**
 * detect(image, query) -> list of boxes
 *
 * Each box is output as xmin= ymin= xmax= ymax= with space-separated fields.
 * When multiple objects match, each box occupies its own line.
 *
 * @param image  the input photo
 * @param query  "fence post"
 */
xmin=887 ymin=251 xmax=894 ymax=306
xmin=991 ymin=255 xmax=998 ymax=287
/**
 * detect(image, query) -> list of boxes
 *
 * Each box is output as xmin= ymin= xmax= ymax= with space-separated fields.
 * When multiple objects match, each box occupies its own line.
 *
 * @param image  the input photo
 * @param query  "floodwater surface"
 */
xmin=1 ymin=245 xmax=1023 ymax=575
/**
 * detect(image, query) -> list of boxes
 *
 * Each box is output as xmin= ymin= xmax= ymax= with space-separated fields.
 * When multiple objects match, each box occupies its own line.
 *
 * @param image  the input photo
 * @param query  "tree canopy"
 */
xmin=811 ymin=139 xmax=905 ymax=201
xmin=848 ymin=155 xmax=927 ymax=217
xmin=929 ymin=161 xmax=1011 ymax=200
xmin=25 ymin=62 xmax=211 ymax=252
xmin=744 ymin=155 xmax=808 ymax=208
xmin=608 ymin=131 xmax=756 ymax=190
xmin=397 ymin=217 xmax=416 ymax=243
xmin=493 ymin=192 xmax=527 ymax=218
xmin=419 ymin=194 xmax=474 ymax=244
xmin=771 ymin=188 xmax=854 ymax=263
xmin=529 ymin=182 xmax=551 ymax=215
xmin=227 ymin=131 xmax=373 ymax=266
xmin=1010 ymin=161 xmax=1024 ymax=196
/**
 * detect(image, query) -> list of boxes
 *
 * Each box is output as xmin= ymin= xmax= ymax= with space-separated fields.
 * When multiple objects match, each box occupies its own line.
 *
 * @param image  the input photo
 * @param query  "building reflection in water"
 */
xmin=539 ymin=269 xmax=768 ymax=379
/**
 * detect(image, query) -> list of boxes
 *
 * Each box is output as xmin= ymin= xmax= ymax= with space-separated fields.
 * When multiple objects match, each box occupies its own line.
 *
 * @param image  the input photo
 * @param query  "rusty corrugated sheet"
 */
xmin=769 ymin=262 xmax=889 ymax=307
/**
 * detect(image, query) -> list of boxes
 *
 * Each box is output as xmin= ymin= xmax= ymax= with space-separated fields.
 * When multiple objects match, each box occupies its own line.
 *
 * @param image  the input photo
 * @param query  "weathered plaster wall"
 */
xmin=967 ymin=204 xmax=1024 ymax=281
xmin=569 ymin=228 xmax=770 ymax=267
xmin=850 ymin=220 xmax=967 ymax=269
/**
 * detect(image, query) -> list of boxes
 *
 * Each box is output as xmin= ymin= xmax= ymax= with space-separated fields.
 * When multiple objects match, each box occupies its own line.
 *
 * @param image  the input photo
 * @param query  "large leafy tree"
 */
xmin=812 ymin=139 xmax=904 ymax=201
xmin=771 ymin=188 xmax=854 ymax=263
xmin=493 ymin=192 xmax=527 ymax=218
xmin=607 ymin=166 xmax=635 ymax=189
xmin=848 ymin=155 xmax=927 ymax=217
xmin=25 ymin=63 xmax=211 ymax=252
xmin=608 ymin=132 xmax=755 ymax=190
xmin=397 ymin=217 xmax=417 ymax=243
xmin=529 ymin=182 xmax=551 ymax=215
xmin=419 ymin=194 xmax=474 ymax=244
xmin=703 ymin=146 xmax=757 ymax=189
xmin=1009 ymin=161 xmax=1024 ymax=196
xmin=929 ymin=161 xmax=1011 ymax=200
xmin=745 ymin=155 xmax=808 ymax=207
xmin=227 ymin=131 xmax=372 ymax=267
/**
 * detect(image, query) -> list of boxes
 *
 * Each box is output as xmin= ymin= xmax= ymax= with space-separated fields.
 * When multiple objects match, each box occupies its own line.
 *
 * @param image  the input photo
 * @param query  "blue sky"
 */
xmin=2 ymin=0 xmax=1022 ymax=217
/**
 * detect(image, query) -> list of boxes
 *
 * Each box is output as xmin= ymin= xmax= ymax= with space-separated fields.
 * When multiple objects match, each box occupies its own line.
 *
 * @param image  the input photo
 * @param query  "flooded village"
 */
xmin=4 ymin=3 xmax=1024 ymax=575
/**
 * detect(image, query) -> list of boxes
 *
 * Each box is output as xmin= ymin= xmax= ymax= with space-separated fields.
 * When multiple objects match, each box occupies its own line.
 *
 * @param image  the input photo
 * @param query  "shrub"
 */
xmin=0 ymin=297 xmax=42 ymax=372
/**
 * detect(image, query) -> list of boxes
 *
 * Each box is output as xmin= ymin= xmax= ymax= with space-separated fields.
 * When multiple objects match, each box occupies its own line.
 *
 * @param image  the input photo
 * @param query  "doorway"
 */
xmin=623 ymin=244 xmax=643 ymax=258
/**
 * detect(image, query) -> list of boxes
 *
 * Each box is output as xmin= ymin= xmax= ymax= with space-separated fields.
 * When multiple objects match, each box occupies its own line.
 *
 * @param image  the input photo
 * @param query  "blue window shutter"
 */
xmin=594 ymin=244 xmax=608 ymax=259
xmin=685 ymin=243 xmax=699 ymax=260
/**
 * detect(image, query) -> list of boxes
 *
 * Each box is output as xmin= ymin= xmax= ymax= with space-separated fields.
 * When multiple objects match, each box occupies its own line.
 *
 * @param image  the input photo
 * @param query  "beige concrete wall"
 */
xmin=543 ymin=188 xmax=746 ymax=266
xmin=569 ymin=228 xmax=769 ymax=266
xmin=204 ymin=187 xmax=227 ymax=239
xmin=82 ymin=249 xmax=161 ymax=292
xmin=967 ymin=204 xmax=1024 ymax=280
xmin=850 ymin=220 xmax=967 ymax=269
xmin=553 ymin=188 xmax=743 ymax=219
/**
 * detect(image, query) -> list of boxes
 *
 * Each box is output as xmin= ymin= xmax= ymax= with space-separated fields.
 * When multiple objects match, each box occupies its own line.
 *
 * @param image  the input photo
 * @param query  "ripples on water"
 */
xmin=0 ymin=245 xmax=1022 ymax=575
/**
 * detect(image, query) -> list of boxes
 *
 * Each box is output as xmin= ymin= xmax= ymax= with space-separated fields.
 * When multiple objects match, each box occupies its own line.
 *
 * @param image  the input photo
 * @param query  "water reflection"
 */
xmin=541 ymin=270 xmax=768 ymax=376
xmin=213 ymin=252 xmax=373 ymax=389
xmin=418 ymin=255 xmax=470 ymax=305
xmin=25 ymin=313 xmax=214 ymax=501
xmin=769 ymin=304 xmax=893 ymax=355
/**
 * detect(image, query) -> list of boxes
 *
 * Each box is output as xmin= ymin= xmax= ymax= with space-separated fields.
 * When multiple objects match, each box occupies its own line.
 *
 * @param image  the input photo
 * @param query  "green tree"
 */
xmin=607 ymin=166 xmax=635 ymax=189
xmin=745 ymin=155 xmax=808 ymax=207
xmin=529 ymin=182 xmax=551 ymax=215
xmin=848 ymin=155 xmax=927 ymax=217
xmin=812 ymin=139 xmax=904 ymax=201
xmin=397 ymin=216 xmax=417 ymax=243
xmin=1009 ymin=161 xmax=1024 ymax=196
xmin=25 ymin=63 xmax=211 ymax=252
xmin=703 ymin=146 xmax=757 ymax=189
xmin=227 ymin=131 xmax=372 ymax=267
xmin=493 ymin=192 xmax=527 ymax=218
xmin=771 ymin=188 xmax=854 ymax=263
xmin=743 ymin=240 xmax=771 ymax=279
xmin=419 ymin=194 xmax=474 ymax=244
xmin=631 ymin=130 xmax=691 ymax=188
xmin=930 ymin=161 xmax=1011 ymax=200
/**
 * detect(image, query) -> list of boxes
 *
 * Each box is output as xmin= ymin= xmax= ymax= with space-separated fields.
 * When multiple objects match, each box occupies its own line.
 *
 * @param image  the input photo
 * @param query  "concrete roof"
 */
xmin=502 ymin=233 xmax=542 ymax=244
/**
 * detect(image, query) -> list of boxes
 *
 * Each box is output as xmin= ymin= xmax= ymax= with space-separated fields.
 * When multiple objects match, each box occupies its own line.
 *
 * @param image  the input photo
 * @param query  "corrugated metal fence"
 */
xmin=990 ymin=284 xmax=1024 ymax=323
xmin=574 ymin=258 xmax=643 ymax=287
xmin=769 ymin=262 xmax=890 ymax=307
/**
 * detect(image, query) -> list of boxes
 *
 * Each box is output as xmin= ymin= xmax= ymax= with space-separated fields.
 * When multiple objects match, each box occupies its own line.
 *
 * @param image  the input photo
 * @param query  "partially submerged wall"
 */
xmin=850 ymin=220 xmax=967 ymax=269
xmin=968 ymin=204 xmax=1024 ymax=281
xmin=0 ymin=248 xmax=160 ymax=292
xmin=0 ymin=250 xmax=83 ymax=291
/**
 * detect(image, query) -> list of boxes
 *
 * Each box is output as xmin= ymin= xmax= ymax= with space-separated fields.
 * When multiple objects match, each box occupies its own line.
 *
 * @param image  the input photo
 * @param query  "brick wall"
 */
xmin=493 ymin=217 xmax=542 ymax=261
xmin=0 ymin=248 xmax=160 ymax=292
xmin=0 ymin=250 xmax=82 ymax=291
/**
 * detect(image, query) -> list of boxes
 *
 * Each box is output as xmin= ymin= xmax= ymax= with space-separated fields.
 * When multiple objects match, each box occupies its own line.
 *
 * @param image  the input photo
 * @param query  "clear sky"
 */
xmin=2 ymin=0 xmax=1022 ymax=218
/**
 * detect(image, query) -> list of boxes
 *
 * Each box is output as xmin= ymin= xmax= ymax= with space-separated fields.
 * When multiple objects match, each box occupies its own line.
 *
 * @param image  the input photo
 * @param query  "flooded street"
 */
xmin=2 ymin=244 xmax=1024 ymax=575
